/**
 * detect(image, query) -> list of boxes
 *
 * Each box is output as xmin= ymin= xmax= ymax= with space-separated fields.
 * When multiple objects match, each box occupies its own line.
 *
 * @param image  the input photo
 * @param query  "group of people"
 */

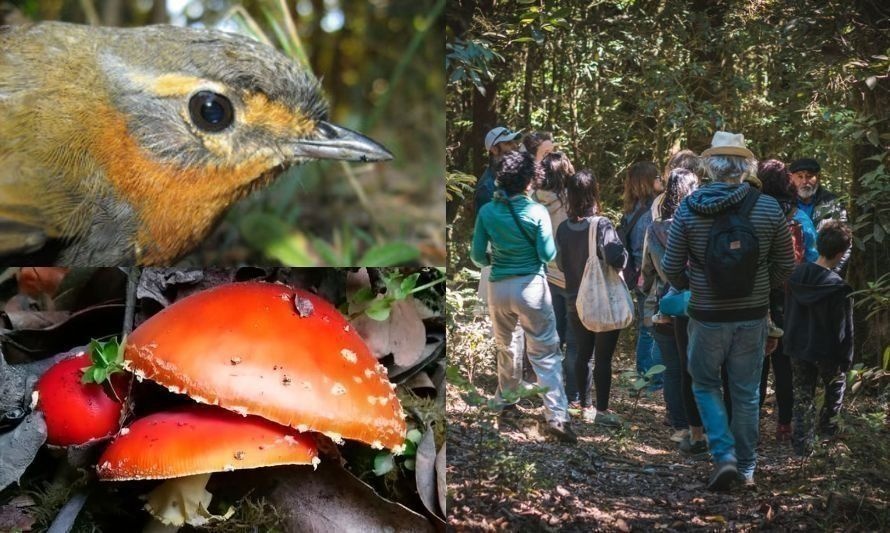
xmin=469 ymin=125 xmax=854 ymax=491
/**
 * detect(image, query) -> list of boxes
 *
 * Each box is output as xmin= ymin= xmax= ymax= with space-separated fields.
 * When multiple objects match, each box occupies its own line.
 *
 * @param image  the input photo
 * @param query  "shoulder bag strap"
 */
xmin=623 ymin=204 xmax=648 ymax=238
xmin=505 ymin=197 xmax=538 ymax=249
xmin=588 ymin=216 xmax=601 ymax=261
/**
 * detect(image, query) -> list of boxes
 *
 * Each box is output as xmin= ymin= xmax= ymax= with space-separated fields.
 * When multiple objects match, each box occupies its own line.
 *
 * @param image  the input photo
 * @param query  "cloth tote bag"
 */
xmin=576 ymin=216 xmax=635 ymax=332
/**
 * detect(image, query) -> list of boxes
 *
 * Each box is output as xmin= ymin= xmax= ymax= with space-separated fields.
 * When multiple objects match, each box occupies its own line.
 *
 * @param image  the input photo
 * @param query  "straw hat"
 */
xmin=701 ymin=131 xmax=756 ymax=159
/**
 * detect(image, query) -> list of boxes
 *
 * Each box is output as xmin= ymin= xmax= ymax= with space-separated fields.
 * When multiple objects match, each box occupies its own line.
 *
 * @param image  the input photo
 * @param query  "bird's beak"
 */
xmin=292 ymin=121 xmax=393 ymax=162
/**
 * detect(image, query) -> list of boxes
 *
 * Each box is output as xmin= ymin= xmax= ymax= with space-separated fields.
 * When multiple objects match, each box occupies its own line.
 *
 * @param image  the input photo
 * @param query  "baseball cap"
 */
xmin=484 ymin=127 xmax=522 ymax=152
xmin=789 ymin=158 xmax=821 ymax=174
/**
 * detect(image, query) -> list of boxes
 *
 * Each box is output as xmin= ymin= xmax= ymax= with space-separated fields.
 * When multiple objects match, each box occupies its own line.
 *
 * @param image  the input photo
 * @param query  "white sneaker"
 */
xmin=582 ymin=406 xmax=597 ymax=423
xmin=670 ymin=428 xmax=690 ymax=443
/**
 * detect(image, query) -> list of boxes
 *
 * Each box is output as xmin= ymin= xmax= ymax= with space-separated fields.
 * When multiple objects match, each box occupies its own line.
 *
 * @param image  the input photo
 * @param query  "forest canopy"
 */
xmin=446 ymin=0 xmax=890 ymax=365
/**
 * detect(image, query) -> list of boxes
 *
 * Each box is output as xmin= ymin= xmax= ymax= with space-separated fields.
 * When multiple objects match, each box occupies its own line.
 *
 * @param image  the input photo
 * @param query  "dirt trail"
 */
xmin=447 ymin=337 xmax=890 ymax=532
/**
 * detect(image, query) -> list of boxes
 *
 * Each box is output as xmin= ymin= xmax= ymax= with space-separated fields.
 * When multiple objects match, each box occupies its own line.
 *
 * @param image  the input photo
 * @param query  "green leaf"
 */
xmin=239 ymin=213 xmax=315 ymax=266
xmin=645 ymin=364 xmax=666 ymax=377
xmin=365 ymin=298 xmax=393 ymax=321
xmin=399 ymin=273 xmax=421 ymax=298
xmin=406 ymin=429 xmax=423 ymax=444
xmin=373 ymin=453 xmax=395 ymax=476
xmin=358 ymin=242 xmax=421 ymax=267
xmin=633 ymin=378 xmax=648 ymax=390
xmin=403 ymin=458 xmax=416 ymax=471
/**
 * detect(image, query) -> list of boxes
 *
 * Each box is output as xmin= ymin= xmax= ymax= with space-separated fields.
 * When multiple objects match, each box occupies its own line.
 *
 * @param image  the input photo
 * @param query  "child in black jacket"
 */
xmin=784 ymin=220 xmax=854 ymax=457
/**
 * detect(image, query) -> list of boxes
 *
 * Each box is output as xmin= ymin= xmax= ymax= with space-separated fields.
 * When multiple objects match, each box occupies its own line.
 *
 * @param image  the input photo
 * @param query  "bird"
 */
xmin=0 ymin=21 xmax=393 ymax=266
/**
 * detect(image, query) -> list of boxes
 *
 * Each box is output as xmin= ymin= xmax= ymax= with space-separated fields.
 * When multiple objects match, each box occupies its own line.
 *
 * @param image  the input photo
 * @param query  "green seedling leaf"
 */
xmin=364 ymin=297 xmax=393 ymax=321
xmin=633 ymin=378 xmax=648 ymax=390
xmin=81 ymin=338 xmax=124 ymax=385
xmin=404 ymin=458 xmax=416 ymax=471
xmin=399 ymin=273 xmax=421 ymax=298
xmin=373 ymin=453 xmax=395 ymax=476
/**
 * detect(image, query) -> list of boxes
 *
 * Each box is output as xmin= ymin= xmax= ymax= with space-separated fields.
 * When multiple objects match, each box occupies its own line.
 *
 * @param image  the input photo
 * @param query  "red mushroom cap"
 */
xmin=125 ymin=282 xmax=406 ymax=451
xmin=35 ymin=353 xmax=128 ymax=446
xmin=96 ymin=405 xmax=318 ymax=480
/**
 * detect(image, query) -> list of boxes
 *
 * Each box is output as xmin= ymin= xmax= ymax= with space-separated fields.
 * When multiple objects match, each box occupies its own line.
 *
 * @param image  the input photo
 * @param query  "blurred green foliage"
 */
xmin=11 ymin=0 xmax=445 ymax=266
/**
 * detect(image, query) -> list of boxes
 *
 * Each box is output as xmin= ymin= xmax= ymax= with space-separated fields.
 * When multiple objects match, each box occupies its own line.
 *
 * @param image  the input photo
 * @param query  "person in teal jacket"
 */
xmin=471 ymin=150 xmax=576 ymax=443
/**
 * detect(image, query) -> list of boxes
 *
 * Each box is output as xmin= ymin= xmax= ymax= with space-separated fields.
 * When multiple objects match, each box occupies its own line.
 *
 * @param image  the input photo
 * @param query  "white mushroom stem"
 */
xmin=143 ymin=473 xmax=234 ymax=531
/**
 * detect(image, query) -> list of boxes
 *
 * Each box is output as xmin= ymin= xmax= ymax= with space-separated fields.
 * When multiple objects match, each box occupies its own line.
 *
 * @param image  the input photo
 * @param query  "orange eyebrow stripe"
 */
xmin=242 ymin=93 xmax=316 ymax=137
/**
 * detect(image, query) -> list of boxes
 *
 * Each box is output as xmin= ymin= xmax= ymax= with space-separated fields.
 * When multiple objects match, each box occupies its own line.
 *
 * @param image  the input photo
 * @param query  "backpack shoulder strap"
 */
xmin=738 ymin=188 xmax=761 ymax=217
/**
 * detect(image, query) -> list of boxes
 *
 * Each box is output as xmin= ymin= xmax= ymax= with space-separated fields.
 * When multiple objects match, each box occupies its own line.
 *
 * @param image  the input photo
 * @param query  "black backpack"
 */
xmin=694 ymin=189 xmax=762 ymax=299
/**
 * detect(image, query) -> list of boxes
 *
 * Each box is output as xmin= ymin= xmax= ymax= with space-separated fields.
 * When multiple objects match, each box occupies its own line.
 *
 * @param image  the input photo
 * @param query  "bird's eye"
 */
xmin=188 ymin=91 xmax=234 ymax=132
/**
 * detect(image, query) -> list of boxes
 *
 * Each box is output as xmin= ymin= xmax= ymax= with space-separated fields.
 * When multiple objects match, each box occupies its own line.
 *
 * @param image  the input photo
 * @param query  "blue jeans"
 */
xmin=634 ymin=291 xmax=662 ymax=388
xmin=549 ymin=282 xmax=578 ymax=402
xmin=688 ymin=317 xmax=767 ymax=479
xmin=653 ymin=329 xmax=687 ymax=429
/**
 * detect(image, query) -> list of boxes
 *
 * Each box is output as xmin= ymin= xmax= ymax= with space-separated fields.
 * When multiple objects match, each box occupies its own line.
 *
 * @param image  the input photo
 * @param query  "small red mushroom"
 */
xmin=35 ymin=353 xmax=128 ymax=446
xmin=124 ymin=282 xmax=406 ymax=451
xmin=97 ymin=405 xmax=318 ymax=528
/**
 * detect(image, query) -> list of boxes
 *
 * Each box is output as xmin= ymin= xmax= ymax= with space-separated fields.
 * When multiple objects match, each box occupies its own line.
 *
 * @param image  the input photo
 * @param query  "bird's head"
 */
xmin=95 ymin=25 xmax=391 ymax=194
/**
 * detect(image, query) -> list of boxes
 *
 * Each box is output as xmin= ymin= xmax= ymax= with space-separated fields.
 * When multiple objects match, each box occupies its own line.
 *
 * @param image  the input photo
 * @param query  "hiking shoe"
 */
xmin=679 ymin=436 xmax=709 ymax=457
xmin=595 ymin=410 xmax=623 ymax=427
xmin=545 ymin=420 xmax=578 ymax=444
xmin=581 ymin=406 xmax=597 ymax=423
xmin=776 ymin=423 xmax=791 ymax=442
xmin=670 ymin=429 xmax=690 ymax=443
xmin=738 ymin=474 xmax=756 ymax=489
xmin=707 ymin=461 xmax=738 ymax=492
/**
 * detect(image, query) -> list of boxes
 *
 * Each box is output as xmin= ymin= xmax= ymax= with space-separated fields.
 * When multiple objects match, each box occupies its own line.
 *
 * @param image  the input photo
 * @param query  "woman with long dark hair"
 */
xmin=470 ymin=150 xmax=577 ymax=443
xmin=556 ymin=170 xmax=628 ymax=426
xmin=641 ymin=168 xmax=701 ymax=445
xmin=534 ymin=152 xmax=579 ymax=405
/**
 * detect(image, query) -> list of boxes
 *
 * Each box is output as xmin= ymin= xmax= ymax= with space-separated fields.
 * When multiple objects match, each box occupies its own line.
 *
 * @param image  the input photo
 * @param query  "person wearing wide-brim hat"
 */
xmin=660 ymin=131 xmax=795 ymax=491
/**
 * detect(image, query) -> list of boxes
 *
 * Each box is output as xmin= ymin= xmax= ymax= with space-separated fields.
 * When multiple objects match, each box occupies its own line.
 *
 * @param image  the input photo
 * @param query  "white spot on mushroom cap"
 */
xmin=392 ymin=443 xmax=407 ymax=455
xmin=353 ymin=376 xmax=363 ymax=384
xmin=311 ymin=456 xmax=321 ymax=470
xmin=368 ymin=396 xmax=378 ymax=405
xmin=296 ymin=424 xmax=309 ymax=433
xmin=331 ymin=383 xmax=347 ymax=396
xmin=364 ymin=369 xmax=375 ymax=379
xmin=324 ymin=432 xmax=344 ymax=444
xmin=340 ymin=348 xmax=357 ymax=363
xmin=370 ymin=440 xmax=384 ymax=450
xmin=223 ymin=464 xmax=235 ymax=472
xmin=344 ymin=324 xmax=351 ymax=332
xmin=120 ymin=427 xmax=130 ymax=436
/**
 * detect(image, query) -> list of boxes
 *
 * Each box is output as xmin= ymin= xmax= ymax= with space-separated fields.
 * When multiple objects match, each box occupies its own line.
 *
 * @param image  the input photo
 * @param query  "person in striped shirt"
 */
xmin=660 ymin=131 xmax=795 ymax=491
